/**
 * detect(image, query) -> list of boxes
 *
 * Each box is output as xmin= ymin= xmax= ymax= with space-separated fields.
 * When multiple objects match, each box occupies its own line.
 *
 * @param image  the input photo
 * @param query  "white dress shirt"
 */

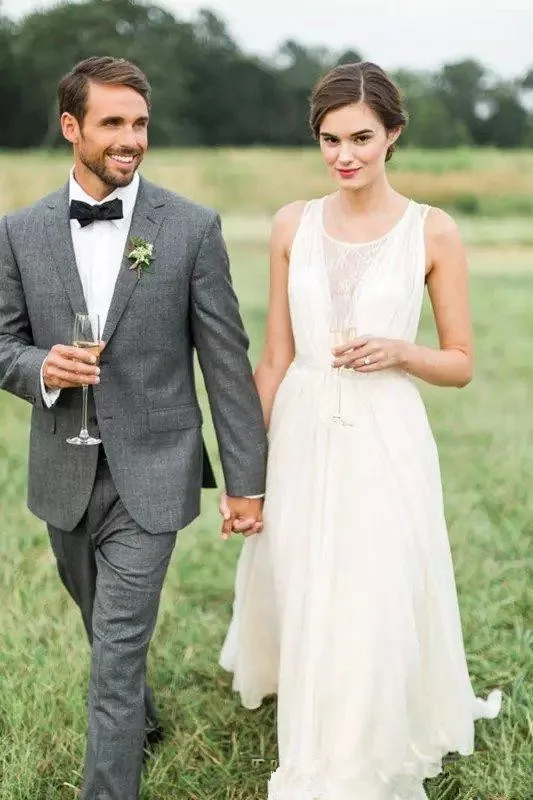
xmin=41 ymin=169 xmax=140 ymax=406
xmin=69 ymin=168 xmax=139 ymax=331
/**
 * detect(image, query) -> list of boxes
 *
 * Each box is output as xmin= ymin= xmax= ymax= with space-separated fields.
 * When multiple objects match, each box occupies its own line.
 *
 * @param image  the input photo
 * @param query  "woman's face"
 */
xmin=318 ymin=101 xmax=400 ymax=190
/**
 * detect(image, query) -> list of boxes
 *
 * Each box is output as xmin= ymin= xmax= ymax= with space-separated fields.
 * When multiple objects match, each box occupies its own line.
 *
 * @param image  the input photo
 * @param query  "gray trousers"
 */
xmin=48 ymin=449 xmax=176 ymax=800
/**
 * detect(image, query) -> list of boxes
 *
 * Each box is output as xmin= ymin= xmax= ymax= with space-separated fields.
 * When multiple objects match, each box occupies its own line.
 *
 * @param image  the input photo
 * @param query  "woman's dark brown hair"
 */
xmin=310 ymin=61 xmax=408 ymax=161
xmin=58 ymin=56 xmax=152 ymax=123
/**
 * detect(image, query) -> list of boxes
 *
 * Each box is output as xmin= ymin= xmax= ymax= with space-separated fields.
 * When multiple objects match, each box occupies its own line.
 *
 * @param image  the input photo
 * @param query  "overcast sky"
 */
xmin=2 ymin=0 xmax=532 ymax=78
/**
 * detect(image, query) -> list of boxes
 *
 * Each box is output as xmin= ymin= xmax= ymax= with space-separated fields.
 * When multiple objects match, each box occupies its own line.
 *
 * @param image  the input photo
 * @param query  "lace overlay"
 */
xmin=323 ymin=201 xmax=413 ymax=333
xmin=324 ymin=234 xmax=395 ymax=331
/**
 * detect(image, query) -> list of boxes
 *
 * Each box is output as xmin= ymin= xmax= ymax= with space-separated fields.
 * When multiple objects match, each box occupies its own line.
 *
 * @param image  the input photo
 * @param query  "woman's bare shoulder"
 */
xmin=423 ymin=206 xmax=466 ymax=275
xmin=424 ymin=206 xmax=461 ymax=243
xmin=273 ymin=199 xmax=309 ymax=229
xmin=271 ymin=200 xmax=312 ymax=253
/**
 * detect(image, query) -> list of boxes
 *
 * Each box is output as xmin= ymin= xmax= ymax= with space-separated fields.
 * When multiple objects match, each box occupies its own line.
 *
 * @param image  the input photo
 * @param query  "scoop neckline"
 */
xmin=320 ymin=196 xmax=413 ymax=247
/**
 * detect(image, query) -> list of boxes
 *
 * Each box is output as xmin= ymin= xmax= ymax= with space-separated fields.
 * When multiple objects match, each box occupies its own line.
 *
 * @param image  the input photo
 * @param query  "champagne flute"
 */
xmin=67 ymin=313 xmax=101 ymax=446
xmin=330 ymin=326 xmax=357 ymax=426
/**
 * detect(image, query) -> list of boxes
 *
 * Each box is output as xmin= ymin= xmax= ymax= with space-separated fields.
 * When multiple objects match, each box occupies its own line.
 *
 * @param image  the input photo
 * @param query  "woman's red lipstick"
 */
xmin=337 ymin=168 xmax=360 ymax=179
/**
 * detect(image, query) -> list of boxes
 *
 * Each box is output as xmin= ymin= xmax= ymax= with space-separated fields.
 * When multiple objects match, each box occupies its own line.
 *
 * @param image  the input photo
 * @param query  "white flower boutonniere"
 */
xmin=128 ymin=236 xmax=154 ymax=279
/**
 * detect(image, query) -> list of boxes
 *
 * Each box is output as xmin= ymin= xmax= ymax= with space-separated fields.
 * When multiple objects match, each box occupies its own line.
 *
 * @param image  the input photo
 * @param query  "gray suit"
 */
xmin=0 ymin=177 xmax=267 ymax=799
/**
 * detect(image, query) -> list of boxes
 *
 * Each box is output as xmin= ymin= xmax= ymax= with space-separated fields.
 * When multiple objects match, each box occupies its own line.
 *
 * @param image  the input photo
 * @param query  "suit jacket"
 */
xmin=0 ymin=177 xmax=267 ymax=533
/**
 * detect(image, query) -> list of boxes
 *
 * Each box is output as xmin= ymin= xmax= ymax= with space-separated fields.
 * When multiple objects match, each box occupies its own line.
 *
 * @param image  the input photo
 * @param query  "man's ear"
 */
xmin=60 ymin=112 xmax=80 ymax=145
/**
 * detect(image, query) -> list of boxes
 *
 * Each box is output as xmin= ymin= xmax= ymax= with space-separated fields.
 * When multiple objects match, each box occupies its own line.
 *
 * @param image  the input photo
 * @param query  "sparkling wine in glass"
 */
xmin=330 ymin=326 xmax=357 ymax=426
xmin=67 ymin=313 xmax=101 ymax=446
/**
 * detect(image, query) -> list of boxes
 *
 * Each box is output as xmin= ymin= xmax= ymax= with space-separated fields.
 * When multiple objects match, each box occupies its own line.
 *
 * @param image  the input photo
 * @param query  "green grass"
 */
xmin=0 ymin=236 xmax=532 ymax=799
xmin=1 ymin=147 xmax=533 ymax=217
xmin=385 ymin=147 xmax=533 ymax=174
xmin=221 ymin=215 xmax=533 ymax=250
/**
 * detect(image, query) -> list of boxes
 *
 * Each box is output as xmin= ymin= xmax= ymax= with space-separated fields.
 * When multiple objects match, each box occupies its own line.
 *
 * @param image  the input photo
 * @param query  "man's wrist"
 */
xmin=40 ymin=360 xmax=60 ymax=408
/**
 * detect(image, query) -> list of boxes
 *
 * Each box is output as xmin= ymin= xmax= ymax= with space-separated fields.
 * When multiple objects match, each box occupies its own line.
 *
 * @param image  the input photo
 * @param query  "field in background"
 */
xmin=0 ymin=149 xmax=532 ymax=799
xmin=1 ymin=146 xmax=533 ymax=220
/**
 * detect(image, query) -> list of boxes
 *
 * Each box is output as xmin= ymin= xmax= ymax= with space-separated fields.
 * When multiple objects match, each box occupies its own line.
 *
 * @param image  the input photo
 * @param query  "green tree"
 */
xmin=522 ymin=67 xmax=533 ymax=89
xmin=436 ymin=59 xmax=486 ymax=144
xmin=0 ymin=0 xmax=531 ymax=149
xmin=270 ymin=40 xmax=335 ymax=144
xmin=394 ymin=69 xmax=471 ymax=148
xmin=9 ymin=0 xmax=192 ymax=146
xmin=176 ymin=10 xmax=288 ymax=145
xmin=333 ymin=48 xmax=364 ymax=67
xmin=480 ymin=83 xmax=530 ymax=148
xmin=0 ymin=12 xmax=22 ymax=146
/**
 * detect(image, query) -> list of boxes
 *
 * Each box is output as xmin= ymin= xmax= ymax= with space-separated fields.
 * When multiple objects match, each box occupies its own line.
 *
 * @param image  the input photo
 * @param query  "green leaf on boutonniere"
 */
xmin=128 ymin=236 xmax=154 ymax=279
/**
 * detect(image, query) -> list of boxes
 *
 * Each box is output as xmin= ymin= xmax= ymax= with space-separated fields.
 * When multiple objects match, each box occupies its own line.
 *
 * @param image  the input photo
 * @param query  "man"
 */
xmin=0 ymin=56 xmax=267 ymax=800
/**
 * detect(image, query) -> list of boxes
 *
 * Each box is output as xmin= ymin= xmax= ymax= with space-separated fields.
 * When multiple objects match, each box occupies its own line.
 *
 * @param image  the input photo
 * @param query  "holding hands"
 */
xmin=332 ymin=334 xmax=408 ymax=373
xmin=219 ymin=493 xmax=264 ymax=539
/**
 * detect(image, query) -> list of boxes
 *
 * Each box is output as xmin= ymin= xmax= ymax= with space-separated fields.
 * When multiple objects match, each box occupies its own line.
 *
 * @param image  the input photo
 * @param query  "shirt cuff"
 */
xmin=40 ymin=361 xmax=61 ymax=408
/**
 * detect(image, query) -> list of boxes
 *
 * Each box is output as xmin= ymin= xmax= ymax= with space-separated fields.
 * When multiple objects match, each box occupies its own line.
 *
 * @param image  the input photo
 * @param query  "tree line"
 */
xmin=1 ymin=0 xmax=532 ymax=149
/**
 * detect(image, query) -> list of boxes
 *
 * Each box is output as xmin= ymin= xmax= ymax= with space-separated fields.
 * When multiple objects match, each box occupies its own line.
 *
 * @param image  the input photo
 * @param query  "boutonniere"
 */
xmin=128 ymin=236 xmax=154 ymax=279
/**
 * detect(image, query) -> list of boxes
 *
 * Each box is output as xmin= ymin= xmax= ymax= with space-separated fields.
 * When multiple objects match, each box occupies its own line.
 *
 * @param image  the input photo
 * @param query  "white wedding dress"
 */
xmin=220 ymin=198 xmax=501 ymax=800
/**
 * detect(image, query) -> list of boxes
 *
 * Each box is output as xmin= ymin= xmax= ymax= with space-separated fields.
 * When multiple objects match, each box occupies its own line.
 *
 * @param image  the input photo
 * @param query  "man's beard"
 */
xmin=79 ymin=146 xmax=140 ymax=190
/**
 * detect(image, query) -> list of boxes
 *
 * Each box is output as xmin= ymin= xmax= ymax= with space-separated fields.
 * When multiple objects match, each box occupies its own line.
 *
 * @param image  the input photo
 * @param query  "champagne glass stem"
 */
xmin=337 ymin=367 xmax=343 ymax=418
xmin=80 ymin=384 xmax=90 ymax=440
xmin=67 ymin=312 xmax=101 ymax=446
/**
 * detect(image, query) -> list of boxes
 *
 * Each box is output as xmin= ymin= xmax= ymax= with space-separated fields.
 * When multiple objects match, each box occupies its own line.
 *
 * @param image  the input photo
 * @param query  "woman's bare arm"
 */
xmin=254 ymin=201 xmax=306 ymax=427
xmin=402 ymin=207 xmax=474 ymax=388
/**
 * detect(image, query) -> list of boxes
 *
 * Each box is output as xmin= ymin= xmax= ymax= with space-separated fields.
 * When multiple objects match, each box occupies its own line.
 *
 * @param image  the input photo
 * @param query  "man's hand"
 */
xmin=42 ymin=343 xmax=101 ymax=390
xmin=219 ymin=493 xmax=264 ymax=539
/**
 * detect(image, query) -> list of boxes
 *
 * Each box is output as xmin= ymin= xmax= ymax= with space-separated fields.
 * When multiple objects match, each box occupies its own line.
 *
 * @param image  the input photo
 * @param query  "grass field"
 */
xmin=0 ymin=149 xmax=532 ymax=799
xmin=1 ymin=147 xmax=533 ymax=219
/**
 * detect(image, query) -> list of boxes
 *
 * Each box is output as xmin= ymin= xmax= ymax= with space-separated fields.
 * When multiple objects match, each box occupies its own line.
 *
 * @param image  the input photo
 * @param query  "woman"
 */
xmin=219 ymin=61 xmax=501 ymax=800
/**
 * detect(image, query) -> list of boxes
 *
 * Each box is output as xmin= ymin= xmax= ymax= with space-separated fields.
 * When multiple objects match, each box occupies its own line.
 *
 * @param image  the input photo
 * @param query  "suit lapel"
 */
xmin=45 ymin=185 xmax=88 ymax=316
xmin=102 ymin=178 xmax=166 ymax=344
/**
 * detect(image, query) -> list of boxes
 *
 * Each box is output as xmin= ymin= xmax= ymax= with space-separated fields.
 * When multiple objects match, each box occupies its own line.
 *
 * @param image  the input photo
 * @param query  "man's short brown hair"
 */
xmin=58 ymin=56 xmax=151 ymax=122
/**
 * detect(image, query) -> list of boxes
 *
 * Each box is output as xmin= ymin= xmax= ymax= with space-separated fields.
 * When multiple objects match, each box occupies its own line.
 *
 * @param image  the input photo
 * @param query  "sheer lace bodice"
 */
xmin=324 ymin=236 xmax=397 ymax=333
xmin=323 ymin=201 xmax=414 ymax=332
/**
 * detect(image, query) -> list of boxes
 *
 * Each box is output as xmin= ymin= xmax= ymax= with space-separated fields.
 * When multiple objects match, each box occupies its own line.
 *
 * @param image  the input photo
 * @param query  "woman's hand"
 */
xmin=332 ymin=334 xmax=409 ymax=372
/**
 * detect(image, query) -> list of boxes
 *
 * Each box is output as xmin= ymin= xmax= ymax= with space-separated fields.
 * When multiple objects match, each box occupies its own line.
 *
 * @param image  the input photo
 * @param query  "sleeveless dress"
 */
xmin=219 ymin=198 xmax=501 ymax=800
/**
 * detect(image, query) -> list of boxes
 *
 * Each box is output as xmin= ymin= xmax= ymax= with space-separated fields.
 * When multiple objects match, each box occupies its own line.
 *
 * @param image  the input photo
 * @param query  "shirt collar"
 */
xmin=69 ymin=167 xmax=140 ymax=229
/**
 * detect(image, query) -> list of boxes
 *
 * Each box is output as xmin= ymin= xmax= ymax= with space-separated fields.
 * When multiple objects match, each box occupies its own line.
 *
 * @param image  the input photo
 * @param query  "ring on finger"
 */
xmin=363 ymin=355 xmax=371 ymax=366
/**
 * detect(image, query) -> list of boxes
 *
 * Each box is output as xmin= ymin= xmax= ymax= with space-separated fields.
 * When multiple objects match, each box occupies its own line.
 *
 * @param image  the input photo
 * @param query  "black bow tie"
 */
xmin=69 ymin=197 xmax=123 ymax=227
